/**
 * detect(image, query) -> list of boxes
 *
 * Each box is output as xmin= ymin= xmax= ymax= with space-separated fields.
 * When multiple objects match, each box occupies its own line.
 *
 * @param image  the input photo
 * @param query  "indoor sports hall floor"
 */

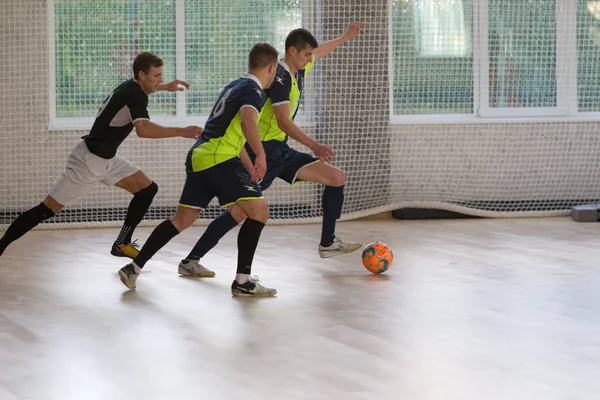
xmin=0 ymin=216 xmax=598 ymax=399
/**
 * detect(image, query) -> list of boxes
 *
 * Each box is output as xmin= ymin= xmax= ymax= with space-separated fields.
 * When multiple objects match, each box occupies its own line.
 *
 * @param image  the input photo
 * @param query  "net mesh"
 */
xmin=2 ymin=0 xmax=600 ymax=231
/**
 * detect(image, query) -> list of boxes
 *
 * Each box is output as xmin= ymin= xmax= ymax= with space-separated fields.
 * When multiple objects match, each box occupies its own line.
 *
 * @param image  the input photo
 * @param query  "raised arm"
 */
xmin=314 ymin=22 xmax=364 ymax=62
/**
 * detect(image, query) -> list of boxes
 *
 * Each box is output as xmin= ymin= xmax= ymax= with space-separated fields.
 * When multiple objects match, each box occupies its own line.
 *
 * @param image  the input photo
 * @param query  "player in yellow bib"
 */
xmin=177 ymin=23 xmax=364 ymax=276
xmin=117 ymin=43 xmax=280 ymax=296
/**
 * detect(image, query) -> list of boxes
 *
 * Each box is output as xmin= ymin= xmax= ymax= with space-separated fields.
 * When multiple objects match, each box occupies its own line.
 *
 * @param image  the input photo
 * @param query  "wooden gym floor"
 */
xmin=0 ymin=216 xmax=598 ymax=399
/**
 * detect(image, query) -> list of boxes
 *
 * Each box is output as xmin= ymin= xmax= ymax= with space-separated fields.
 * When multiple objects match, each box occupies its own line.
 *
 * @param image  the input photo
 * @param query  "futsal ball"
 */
xmin=361 ymin=242 xmax=393 ymax=274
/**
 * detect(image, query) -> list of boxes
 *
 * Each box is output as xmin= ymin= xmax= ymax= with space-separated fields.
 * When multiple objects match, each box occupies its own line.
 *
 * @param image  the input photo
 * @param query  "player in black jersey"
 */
xmin=0 ymin=52 xmax=201 ymax=259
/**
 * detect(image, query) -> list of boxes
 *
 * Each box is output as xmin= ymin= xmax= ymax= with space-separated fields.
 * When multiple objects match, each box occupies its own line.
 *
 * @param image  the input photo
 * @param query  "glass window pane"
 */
xmin=185 ymin=0 xmax=302 ymax=116
xmin=55 ymin=0 xmax=176 ymax=118
xmin=578 ymin=1 xmax=600 ymax=112
xmin=488 ymin=0 xmax=556 ymax=108
xmin=392 ymin=0 xmax=474 ymax=115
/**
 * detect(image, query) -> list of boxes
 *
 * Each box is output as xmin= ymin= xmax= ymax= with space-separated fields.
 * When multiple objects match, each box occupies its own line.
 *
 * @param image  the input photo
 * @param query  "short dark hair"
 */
xmin=285 ymin=28 xmax=319 ymax=53
xmin=248 ymin=43 xmax=279 ymax=69
xmin=133 ymin=52 xmax=164 ymax=79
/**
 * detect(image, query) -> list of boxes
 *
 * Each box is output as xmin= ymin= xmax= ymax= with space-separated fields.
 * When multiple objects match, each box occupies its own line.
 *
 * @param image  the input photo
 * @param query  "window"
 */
xmin=392 ymin=0 xmax=595 ymax=120
xmin=479 ymin=0 xmax=563 ymax=117
xmin=392 ymin=0 xmax=474 ymax=116
xmin=414 ymin=0 xmax=471 ymax=57
xmin=53 ymin=0 xmax=177 ymax=119
xmin=185 ymin=0 xmax=302 ymax=116
xmin=51 ymin=0 xmax=305 ymax=128
xmin=578 ymin=1 xmax=600 ymax=112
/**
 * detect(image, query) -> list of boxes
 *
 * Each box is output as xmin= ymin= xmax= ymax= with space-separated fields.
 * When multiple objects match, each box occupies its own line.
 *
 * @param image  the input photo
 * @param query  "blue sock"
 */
xmin=186 ymin=211 xmax=239 ymax=261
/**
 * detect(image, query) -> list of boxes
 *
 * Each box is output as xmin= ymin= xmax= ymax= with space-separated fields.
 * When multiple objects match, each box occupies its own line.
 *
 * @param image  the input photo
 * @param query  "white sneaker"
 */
xmin=178 ymin=259 xmax=216 ymax=277
xmin=118 ymin=263 xmax=139 ymax=290
xmin=318 ymin=237 xmax=362 ymax=258
xmin=231 ymin=276 xmax=277 ymax=297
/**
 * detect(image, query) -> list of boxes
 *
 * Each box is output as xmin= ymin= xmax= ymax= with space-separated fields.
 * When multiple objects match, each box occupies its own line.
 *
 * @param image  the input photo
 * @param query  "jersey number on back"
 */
xmin=96 ymin=92 xmax=115 ymax=118
xmin=212 ymin=89 xmax=233 ymax=119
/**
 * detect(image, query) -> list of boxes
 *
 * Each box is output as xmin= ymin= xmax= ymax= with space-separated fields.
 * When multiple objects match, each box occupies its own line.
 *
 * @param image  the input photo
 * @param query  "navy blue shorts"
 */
xmin=179 ymin=157 xmax=263 ymax=209
xmin=248 ymin=141 xmax=319 ymax=191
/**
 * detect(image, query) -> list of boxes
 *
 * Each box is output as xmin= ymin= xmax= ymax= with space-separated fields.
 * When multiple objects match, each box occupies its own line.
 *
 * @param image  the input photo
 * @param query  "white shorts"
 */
xmin=50 ymin=141 xmax=140 ymax=206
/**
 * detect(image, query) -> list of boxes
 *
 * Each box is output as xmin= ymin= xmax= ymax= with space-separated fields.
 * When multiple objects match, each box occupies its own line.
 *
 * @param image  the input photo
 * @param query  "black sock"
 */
xmin=186 ymin=211 xmax=239 ymax=261
xmin=116 ymin=182 xmax=158 ymax=245
xmin=320 ymin=185 xmax=344 ymax=247
xmin=236 ymin=218 xmax=265 ymax=276
xmin=0 ymin=203 xmax=55 ymax=256
xmin=132 ymin=219 xmax=179 ymax=269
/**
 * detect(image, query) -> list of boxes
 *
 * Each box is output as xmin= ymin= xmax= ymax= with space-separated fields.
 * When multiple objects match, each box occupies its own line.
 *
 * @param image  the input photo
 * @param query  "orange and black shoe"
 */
xmin=111 ymin=239 xmax=140 ymax=259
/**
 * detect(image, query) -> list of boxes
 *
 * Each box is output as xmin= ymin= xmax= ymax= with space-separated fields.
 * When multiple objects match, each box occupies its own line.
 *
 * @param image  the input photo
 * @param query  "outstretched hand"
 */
xmin=343 ymin=22 xmax=365 ymax=41
xmin=161 ymin=80 xmax=191 ymax=92
xmin=180 ymin=125 xmax=202 ymax=140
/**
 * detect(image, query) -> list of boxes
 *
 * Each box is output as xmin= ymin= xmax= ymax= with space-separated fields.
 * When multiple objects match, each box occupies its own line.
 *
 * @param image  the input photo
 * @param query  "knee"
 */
xmin=43 ymin=196 xmax=63 ymax=214
xmin=171 ymin=207 xmax=200 ymax=231
xmin=254 ymin=205 xmax=269 ymax=224
xmin=330 ymin=168 xmax=345 ymax=187
xmin=38 ymin=202 xmax=58 ymax=219
xmin=138 ymin=181 xmax=158 ymax=199
xmin=245 ymin=202 xmax=269 ymax=224
xmin=229 ymin=205 xmax=247 ymax=224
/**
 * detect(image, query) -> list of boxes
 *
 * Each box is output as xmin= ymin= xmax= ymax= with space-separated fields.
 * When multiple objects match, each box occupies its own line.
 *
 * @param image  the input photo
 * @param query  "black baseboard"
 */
xmin=392 ymin=199 xmax=600 ymax=220
xmin=392 ymin=208 xmax=477 ymax=220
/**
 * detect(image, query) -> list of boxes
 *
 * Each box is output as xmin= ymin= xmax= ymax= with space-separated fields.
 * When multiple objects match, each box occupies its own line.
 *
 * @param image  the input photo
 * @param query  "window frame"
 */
xmin=48 ymin=0 xmax=313 ymax=131
xmin=389 ymin=0 xmax=600 ymax=124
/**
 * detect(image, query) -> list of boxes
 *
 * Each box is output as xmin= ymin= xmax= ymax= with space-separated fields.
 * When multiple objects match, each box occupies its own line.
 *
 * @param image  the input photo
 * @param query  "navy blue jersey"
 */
xmin=258 ymin=57 xmax=314 ymax=142
xmin=188 ymin=74 xmax=266 ymax=171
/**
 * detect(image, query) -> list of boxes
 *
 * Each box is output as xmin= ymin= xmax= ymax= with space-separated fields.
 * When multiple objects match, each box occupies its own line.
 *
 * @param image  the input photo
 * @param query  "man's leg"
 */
xmin=118 ymin=206 xmax=201 ymax=290
xmin=295 ymin=162 xmax=362 ymax=258
xmin=1 ymin=142 xmax=95 ymax=257
xmin=206 ymin=158 xmax=275 ymax=296
xmin=117 ymin=169 xmax=212 ymax=290
xmin=230 ymin=198 xmax=276 ymax=297
xmin=179 ymin=161 xmax=280 ymax=274
xmin=0 ymin=196 xmax=61 ymax=257
xmin=184 ymin=205 xmax=245 ymax=261
xmin=111 ymin=169 xmax=157 ymax=259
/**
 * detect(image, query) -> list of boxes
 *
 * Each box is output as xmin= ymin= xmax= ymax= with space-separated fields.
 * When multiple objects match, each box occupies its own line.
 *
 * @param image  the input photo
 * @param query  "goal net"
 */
xmin=2 ymin=0 xmax=600 ymax=230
